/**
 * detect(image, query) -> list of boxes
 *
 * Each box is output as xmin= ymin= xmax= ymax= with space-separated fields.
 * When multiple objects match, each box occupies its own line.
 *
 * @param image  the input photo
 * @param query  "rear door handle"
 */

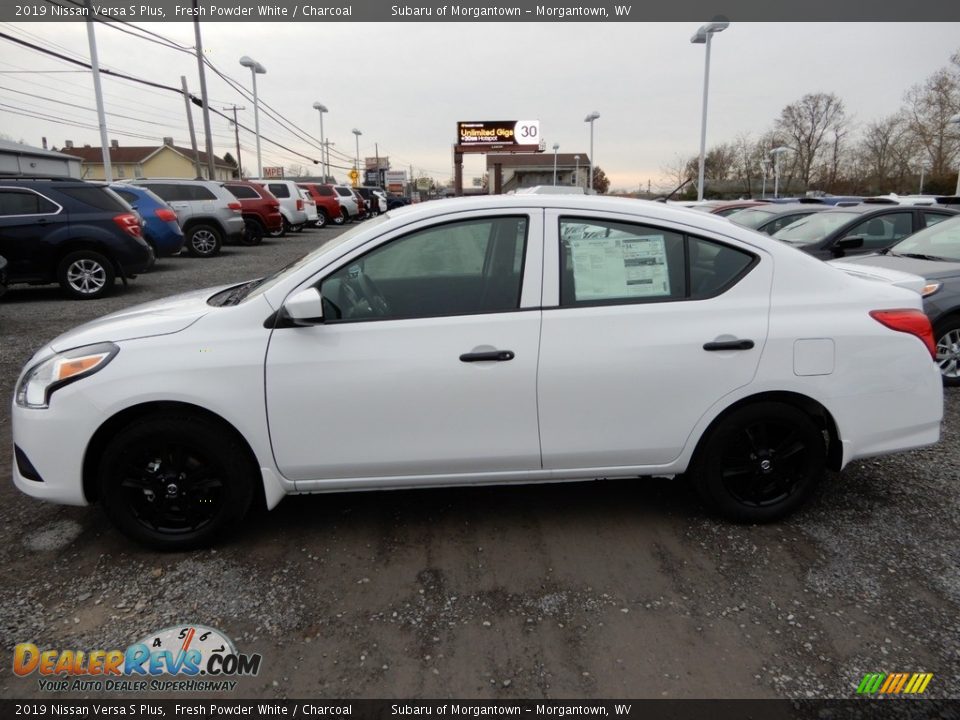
xmin=703 ymin=339 xmax=755 ymax=351
xmin=460 ymin=350 xmax=515 ymax=362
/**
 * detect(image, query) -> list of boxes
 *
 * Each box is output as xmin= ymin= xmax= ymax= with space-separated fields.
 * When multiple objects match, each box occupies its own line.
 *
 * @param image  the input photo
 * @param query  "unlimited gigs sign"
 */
xmin=457 ymin=121 xmax=540 ymax=150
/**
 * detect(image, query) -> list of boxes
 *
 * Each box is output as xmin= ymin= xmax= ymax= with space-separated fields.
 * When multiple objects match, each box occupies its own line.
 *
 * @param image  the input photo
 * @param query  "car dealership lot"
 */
xmin=0 ymin=224 xmax=958 ymax=700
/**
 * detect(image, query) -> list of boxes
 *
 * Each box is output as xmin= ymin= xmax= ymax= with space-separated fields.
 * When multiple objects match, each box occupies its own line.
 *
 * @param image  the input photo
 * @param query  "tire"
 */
xmin=241 ymin=218 xmax=264 ymax=246
xmin=934 ymin=317 xmax=960 ymax=387
xmin=98 ymin=413 xmax=256 ymax=550
xmin=267 ymin=221 xmax=287 ymax=238
xmin=691 ymin=402 xmax=825 ymax=523
xmin=185 ymin=224 xmax=222 ymax=258
xmin=57 ymin=250 xmax=115 ymax=300
xmin=290 ymin=223 xmax=305 ymax=233
xmin=315 ymin=211 xmax=329 ymax=229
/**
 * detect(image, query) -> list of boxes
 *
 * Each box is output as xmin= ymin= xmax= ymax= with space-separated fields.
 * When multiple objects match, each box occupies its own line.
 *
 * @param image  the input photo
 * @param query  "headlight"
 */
xmin=921 ymin=282 xmax=942 ymax=298
xmin=15 ymin=342 xmax=119 ymax=409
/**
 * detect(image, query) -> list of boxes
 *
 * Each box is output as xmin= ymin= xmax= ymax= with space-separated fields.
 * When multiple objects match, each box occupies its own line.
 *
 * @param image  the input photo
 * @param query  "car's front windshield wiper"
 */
xmin=218 ymin=278 xmax=264 ymax=306
xmin=893 ymin=252 xmax=948 ymax=261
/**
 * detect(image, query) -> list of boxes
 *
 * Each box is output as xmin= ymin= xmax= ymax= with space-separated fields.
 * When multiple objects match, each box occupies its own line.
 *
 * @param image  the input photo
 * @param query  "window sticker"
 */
xmin=570 ymin=234 xmax=670 ymax=301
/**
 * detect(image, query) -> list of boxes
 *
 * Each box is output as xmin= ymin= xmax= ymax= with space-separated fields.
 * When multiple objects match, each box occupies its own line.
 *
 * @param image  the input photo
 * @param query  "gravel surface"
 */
xmin=0 ymin=224 xmax=958 ymax=700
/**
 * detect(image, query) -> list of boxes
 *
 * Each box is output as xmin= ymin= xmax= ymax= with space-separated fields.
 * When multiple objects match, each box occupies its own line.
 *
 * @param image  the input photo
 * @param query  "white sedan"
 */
xmin=12 ymin=196 xmax=943 ymax=549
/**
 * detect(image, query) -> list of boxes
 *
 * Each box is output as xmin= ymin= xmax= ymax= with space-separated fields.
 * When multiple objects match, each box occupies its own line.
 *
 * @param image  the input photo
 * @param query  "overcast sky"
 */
xmin=1 ymin=21 xmax=958 ymax=190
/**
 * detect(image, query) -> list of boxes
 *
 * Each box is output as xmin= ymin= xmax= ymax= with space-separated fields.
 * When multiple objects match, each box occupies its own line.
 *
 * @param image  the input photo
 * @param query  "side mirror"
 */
xmin=282 ymin=287 xmax=324 ymax=325
xmin=837 ymin=236 xmax=865 ymax=250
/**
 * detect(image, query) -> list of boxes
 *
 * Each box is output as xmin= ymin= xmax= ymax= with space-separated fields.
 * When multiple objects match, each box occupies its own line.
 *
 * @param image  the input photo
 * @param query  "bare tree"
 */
xmin=902 ymin=63 xmax=960 ymax=178
xmin=659 ymin=153 xmax=691 ymax=191
xmin=775 ymin=92 xmax=848 ymax=189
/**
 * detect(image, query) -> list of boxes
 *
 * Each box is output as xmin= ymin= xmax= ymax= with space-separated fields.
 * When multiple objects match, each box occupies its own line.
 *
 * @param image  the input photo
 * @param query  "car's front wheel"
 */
xmin=692 ymin=402 xmax=825 ymax=523
xmin=186 ymin=224 xmax=222 ymax=258
xmin=57 ymin=250 xmax=115 ymax=300
xmin=98 ymin=413 xmax=256 ymax=550
xmin=934 ymin=317 xmax=960 ymax=386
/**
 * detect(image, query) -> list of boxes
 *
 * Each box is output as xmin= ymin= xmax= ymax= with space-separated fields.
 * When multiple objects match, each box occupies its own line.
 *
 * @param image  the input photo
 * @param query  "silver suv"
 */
xmin=126 ymin=178 xmax=244 ymax=257
xmin=248 ymin=179 xmax=309 ymax=234
xmin=333 ymin=185 xmax=360 ymax=220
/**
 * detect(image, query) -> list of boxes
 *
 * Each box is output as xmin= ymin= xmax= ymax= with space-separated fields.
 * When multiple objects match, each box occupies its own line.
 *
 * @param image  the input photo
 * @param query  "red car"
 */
xmin=298 ymin=183 xmax=346 ymax=228
xmin=224 ymin=181 xmax=284 ymax=243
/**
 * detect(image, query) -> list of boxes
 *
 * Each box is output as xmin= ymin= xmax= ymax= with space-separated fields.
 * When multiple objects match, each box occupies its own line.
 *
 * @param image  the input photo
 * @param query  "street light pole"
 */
xmin=239 ymin=56 xmax=266 ymax=177
xmin=352 ymin=128 xmax=362 ymax=187
xmin=950 ymin=114 xmax=960 ymax=196
xmin=691 ymin=20 xmax=730 ymax=202
xmin=574 ymin=155 xmax=580 ymax=187
xmin=552 ymin=143 xmax=560 ymax=186
xmin=312 ymin=102 xmax=328 ymax=181
xmin=584 ymin=111 xmax=600 ymax=191
xmin=771 ymin=146 xmax=790 ymax=199
xmin=760 ymin=158 xmax=770 ymax=199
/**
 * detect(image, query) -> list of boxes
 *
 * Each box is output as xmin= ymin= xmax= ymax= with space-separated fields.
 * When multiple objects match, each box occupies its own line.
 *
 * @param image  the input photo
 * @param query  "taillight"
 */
xmin=154 ymin=208 xmax=178 ymax=222
xmin=296 ymin=198 xmax=304 ymax=211
xmin=113 ymin=213 xmax=142 ymax=239
xmin=870 ymin=309 xmax=936 ymax=359
xmin=227 ymin=202 xmax=242 ymax=212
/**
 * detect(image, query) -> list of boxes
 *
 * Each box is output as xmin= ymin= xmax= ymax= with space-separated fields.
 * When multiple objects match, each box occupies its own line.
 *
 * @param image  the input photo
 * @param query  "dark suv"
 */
xmin=0 ymin=178 xmax=154 ymax=299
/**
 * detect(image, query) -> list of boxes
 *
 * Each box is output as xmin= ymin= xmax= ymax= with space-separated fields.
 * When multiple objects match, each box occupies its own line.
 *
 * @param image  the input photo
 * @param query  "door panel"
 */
xmin=265 ymin=210 xmax=544 ymax=484
xmin=537 ymin=210 xmax=772 ymax=469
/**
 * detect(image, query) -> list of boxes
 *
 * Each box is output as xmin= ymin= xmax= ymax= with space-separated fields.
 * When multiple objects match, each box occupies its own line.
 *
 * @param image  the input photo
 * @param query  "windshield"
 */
xmin=773 ymin=211 xmax=860 ymax=245
xmin=729 ymin=209 xmax=776 ymax=228
xmin=225 ymin=215 xmax=391 ymax=305
xmin=888 ymin=216 xmax=960 ymax=261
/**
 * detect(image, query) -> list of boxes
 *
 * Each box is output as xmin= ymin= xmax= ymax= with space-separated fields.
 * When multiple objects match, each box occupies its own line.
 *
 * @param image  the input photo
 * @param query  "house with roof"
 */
xmin=59 ymin=137 xmax=236 ymax=181
xmin=486 ymin=153 xmax=591 ymax=194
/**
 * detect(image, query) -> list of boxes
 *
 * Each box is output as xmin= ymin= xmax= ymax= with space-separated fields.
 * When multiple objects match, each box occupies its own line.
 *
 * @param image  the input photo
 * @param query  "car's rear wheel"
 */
xmin=57 ymin=250 xmax=115 ymax=300
xmin=332 ymin=209 xmax=348 ymax=226
xmin=692 ymin=402 xmax=825 ymax=523
xmin=934 ymin=318 xmax=960 ymax=386
xmin=315 ymin=211 xmax=329 ymax=229
xmin=186 ymin=224 xmax=222 ymax=258
xmin=290 ymin=223 xmax=305 ymax=233
xmin=241 ymin=218 xmax=264 ymax=246
xmin=98 ymin=413 xmax=256 ymax=550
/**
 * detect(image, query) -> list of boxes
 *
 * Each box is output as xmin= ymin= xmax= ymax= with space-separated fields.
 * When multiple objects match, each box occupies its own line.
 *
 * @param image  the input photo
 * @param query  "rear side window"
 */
xmin=143 ymin=183 xmax=188 ymax=202
xmin=226 ymin=184 xmax=260 ymax=199
xmin=268 ymin=183 xmax=290 ymax=198
xmin=559 ymin=217 xmax=754 ymax=306
xmin=113 ymin=189 xmax=139 ymax=204
xmin=187 ymin=185 xmax=217 ymax=201
xmin=57 ymin=186 xmax=128 ymax=212
xmin=0 ymin=188 xmax=59 ymax=216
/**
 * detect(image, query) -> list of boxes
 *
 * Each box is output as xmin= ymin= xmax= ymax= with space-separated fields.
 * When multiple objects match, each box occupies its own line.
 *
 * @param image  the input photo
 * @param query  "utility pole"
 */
xmin=223 ymin=104 xmax=245 ymax=178
xmin=85 ymin=0 xmax=112 ymax=182
xmin=192 ymin=6 xmax=216 ymax=179
xmin=374 ymin=142 xmax=380 ymax=188
xmin=181 ymin=76 xmax=202 ymax=179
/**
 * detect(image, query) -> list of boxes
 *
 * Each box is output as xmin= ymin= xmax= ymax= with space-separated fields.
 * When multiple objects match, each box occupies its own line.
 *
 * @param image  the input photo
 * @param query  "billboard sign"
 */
xmin=457 ymin=121 xmax=540 ymax=149
xmin=384 ymin=170 xmax=407 ymax=192
xmin=365 ymin=157 xmax=390 ymax=170
xmin=263 ymin=166 xmax=284 ymax=178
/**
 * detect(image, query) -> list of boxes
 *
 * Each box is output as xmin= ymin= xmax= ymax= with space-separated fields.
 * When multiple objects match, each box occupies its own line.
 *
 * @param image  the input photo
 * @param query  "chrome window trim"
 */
xmin=0 ymin=186 xmax=64 ymax=218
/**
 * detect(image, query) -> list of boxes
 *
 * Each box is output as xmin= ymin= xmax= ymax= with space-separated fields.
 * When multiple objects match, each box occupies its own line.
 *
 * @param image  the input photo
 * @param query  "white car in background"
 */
xmin=11 ymin=196 xmax=942 ymax=549
xmin=248 ymin=179 xmax=309 ymax=234
xmin=299 ymin=187 xmax=319 ymax=225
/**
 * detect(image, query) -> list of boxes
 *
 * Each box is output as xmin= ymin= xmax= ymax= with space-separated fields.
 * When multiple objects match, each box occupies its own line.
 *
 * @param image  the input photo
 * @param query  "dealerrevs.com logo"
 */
xmin=13 ymin=625 xmax=262 ymax=692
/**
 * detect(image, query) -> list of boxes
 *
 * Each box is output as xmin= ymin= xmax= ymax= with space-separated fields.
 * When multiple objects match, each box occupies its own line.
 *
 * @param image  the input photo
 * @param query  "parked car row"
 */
xmin=0 ymin=175 xmax=398 ymax=301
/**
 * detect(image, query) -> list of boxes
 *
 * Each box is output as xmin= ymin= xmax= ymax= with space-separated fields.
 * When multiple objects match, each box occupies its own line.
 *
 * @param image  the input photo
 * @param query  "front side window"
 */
xmin=143 ymin=183 xmax=187 ymax=202
xmin=559 ymin=217 xmax=754 ymax=306
xmin=844 ymin=212 xmax=912 ymax=249
xmin=923 ymin=212 xmax=953 ymax=228
xmin=320 ymin=216 xmax=528 ymax=321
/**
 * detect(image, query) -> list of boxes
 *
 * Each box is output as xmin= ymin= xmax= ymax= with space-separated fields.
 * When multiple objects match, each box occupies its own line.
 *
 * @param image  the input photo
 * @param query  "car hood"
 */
xmin=833 ymin=254 xmax=960 ymax=281
xmin=49 ymin=285 xmax=228 ymax=352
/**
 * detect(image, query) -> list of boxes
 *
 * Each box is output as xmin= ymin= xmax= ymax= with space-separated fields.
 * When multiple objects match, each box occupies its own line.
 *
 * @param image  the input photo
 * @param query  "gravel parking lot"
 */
xmin=0 ymin=224 xmax=958 ymax=700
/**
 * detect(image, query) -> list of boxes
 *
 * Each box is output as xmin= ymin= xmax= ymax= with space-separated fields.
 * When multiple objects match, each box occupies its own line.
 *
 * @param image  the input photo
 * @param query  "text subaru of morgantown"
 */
xmin=12 ymin=196 xmax=943 ymax=549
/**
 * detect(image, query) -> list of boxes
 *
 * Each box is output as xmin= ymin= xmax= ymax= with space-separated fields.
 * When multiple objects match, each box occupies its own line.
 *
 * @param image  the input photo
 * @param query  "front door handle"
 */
xmin=460 ymin=350 xmax=515 ymax=362
xmin=703 ymin=339 xmax=755 ymax=351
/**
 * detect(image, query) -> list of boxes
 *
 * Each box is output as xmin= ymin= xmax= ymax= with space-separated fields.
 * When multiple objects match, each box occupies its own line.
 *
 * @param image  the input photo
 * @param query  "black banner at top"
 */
xmin=4 ymin=0 xmax=960 ymax=22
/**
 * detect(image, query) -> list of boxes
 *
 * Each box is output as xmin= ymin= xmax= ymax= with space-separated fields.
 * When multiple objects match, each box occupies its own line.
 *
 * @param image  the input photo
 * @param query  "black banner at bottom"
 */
xmin=2 ymin=699 xmax=958 ymax=720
